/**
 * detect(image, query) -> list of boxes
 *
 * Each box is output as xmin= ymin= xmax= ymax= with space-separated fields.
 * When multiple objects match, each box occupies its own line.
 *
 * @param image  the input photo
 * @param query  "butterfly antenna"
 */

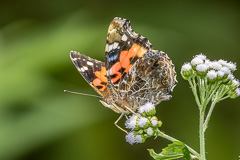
xmin=64 ymin=90 xmax=102 ymax=99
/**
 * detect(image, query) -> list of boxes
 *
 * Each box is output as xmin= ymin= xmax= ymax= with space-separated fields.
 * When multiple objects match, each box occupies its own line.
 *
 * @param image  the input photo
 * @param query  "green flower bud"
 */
xmin=229 ymin=88 xmax=240 ymax=99
xmin=181 ymin=63 xmax=194 ymax=80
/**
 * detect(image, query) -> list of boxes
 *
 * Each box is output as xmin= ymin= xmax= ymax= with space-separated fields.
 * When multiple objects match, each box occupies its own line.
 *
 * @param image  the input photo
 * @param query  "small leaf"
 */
xmin=148 ymin=141 xmax=191 ymax=160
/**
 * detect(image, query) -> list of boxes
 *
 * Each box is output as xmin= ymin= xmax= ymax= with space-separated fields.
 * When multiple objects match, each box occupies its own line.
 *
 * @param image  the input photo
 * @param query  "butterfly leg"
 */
xmin=124 ymin=106 xmax=140 ymax=118
xmin=114 ymin=113 xmax=128 ymax=134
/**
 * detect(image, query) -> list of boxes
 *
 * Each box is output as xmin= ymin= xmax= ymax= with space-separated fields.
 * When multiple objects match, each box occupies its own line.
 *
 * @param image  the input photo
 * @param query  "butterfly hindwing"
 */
xmin=70 ymin=51 xmax=110 ymax=97
xmin=105 ymin=17 xmax=153 ymax=97
xmin=119 ymin=50 xmax=177 ymax=105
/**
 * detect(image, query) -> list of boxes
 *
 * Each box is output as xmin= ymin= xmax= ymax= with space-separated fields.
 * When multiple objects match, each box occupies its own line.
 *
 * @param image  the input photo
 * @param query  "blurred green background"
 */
xmin=0 ymin=0 xmax=239 ymax=160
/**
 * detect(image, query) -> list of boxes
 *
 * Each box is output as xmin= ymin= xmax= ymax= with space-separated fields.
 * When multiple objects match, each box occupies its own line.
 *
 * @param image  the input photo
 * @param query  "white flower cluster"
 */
xmin=181 ymin=53 xmax=240 ymax=98
xmin=125 ymin=103 xmax=162 ymax=145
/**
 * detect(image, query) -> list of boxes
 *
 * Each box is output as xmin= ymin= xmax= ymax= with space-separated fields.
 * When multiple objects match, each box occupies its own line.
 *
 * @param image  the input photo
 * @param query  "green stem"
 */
xmin=204 ymin=99 xmax=217 ymax=131
xmin=198 ymin=77 xmax=205 ymax=104
xmin=219 ymin=95 xmax=229 ymax=101
xmin=202 ymin=85 xmax=220 ymax=113
xmin=188 ymin=78 xmax=201 ymax=108
xmin=157 ymin=130 xmax=200 ymax=159
xmin=204 ymin=85 xmax=229 ymax=130
xmin=199 ymin=110 xmax=206 ymax=160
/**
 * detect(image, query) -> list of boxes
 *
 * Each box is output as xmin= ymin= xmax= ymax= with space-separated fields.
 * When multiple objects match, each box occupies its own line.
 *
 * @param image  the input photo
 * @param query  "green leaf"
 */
xmin=148 ymin=141 xmax=191 ymax=160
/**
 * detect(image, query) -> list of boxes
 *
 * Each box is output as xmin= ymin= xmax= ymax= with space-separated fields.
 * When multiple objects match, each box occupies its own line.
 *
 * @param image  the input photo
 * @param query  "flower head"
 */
xmin=218 ymin=59 xmax=228 ymax=66
xmin=227 ymin=74 xmax=235 ymax=81
xmin=204 ymin=59 xmax=212 ymax=66
xmin=138 ymin=102 xmax=156 ymax=116
xmin=195 ymin=53 xmax=207 ymax=60
xmin=181 ymin=63 xmax=192 ymax=72
xmin=217 ymin=70 xmax=225 ymax=78
xmin=236 ymin=88 xmax=240 ymax=97
xmin=229 ymin=88 xmax=240 ymax=99
xmin=230 ymin=79 xmax=240 ymax=90
xmin=125 ymin=115 xmax=138 ymax=129
xmin=220 ymin=67 xmax=231 ymax=75
xmin=232 ymin=79 xmax=240 ymax=87
xmin=225 ymin=62 xmax=237 ymax=71
xmin=196 ymin=64 xmax=209 ymax=72
xmin=207 ymin=70 xmax=217 ymax=80
xmin=181 ymin=63 xmax=194 ymax=79
xmin=135 ymin=135 xmax=145 ymax=144
xmin=146 ymin=127 xmax=154 ymax=136
xmin=126 ymin=132 xmax=135 ymax=145
xmin=151 ymin=119 xmax=159 ymax=127
xmin=138 ymin=117 xmax=149 ymax=128
xmin=191 ymin=57 xmax=203 ymax=66
xmin=196 ymin=64 xmax=209 ymax=76
xmin=208 ymin=61 xmax=222 ymax=70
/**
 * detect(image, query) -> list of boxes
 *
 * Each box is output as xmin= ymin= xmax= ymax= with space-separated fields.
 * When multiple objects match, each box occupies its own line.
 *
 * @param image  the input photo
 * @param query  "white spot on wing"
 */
xmin=80 ymin=68 xmax=85 ymax=72
xmin=87 ymin=61 xmax=93 ymax=66
xmin=83 ymin=66 xmax=88 ymax=70
xmin=122 ymin=34 xmax=127 ymax=41
xmin=107 ymin=44 xmax=113 ymax=52
xmin=113 ymin=42 xmax=119 ymax=49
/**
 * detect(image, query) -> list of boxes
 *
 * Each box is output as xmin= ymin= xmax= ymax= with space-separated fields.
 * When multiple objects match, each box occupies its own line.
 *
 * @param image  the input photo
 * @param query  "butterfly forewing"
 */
xmin=105 ymin=17 xmax=153 ymax=97
xmin=70 ymin=51 xmax=110 ymax=97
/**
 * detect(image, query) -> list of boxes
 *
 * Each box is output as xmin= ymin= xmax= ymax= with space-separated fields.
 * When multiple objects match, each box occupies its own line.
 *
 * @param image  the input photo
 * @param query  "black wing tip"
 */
xmin=70 ymin=50 xmax=78 ymax=57
xmin=70 ymin=50 xmax=84 ymax=60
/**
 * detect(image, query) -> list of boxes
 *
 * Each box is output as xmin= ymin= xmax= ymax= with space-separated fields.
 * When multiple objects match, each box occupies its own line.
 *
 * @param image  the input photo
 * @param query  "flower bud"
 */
xmin=229 ymin=79 xmax=240 ymax=90
xmin=206 ymin=70 xmax=217 ymax=83
xmin=208 ymin=61 xmax=222 ymax=70
xmin=146 ymin=127 xmax=154 ymax=136
xmin=225 ymin=61 xmax=237 ymax=72
xmin=191 ymin=57 xmax=203 ymax=66
xmin=195 ymin=53 xmax=207 ymax=60
xmin=138 ymin=102 xmax=156 ymax=116
xmin=229 ymin=88 xmax=240 ymax=99
xmin=150 ymin=116 xmax=159 ymax=127
xmin=135 ymin=134 xmax=146 ymax=144
xmin=157 ymin=121 xmax=163 ymax=127
xmin=125 ymin=132 xmax=135 ymax=145
xmin=181 ymin=63 xmax=194 ymax=80
xmin=125 ymin=115 xmax=138 ymax=129
xmin=196 ymin=64 xmax=209 ymax=77
xmin=138 ymin=117 xmax=150 ymax=128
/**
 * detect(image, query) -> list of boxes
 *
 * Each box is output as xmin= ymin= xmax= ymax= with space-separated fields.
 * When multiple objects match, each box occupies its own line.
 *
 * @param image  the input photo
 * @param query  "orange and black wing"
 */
xmin=105 ymin=17 xmax=153 ymax=97
xmin=70 ymin=51 xmax=110 ymax=97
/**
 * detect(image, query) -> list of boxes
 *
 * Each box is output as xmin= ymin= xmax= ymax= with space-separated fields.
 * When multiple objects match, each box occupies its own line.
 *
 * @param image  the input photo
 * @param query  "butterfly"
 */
xmin=70 ymin=17 xmax=177 ymax=133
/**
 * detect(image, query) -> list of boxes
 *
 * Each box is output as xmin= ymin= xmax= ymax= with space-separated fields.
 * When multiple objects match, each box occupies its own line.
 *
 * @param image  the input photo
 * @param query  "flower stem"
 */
xmin=188 ymin=78 xmax=201 ymax=108
xmin=199 ymin=110 xmax=206 ymax=160
xmin=204 ymin=99 xmax=217 ymax=131
xmin=157 ymin=130 xmax=200 ymax=159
